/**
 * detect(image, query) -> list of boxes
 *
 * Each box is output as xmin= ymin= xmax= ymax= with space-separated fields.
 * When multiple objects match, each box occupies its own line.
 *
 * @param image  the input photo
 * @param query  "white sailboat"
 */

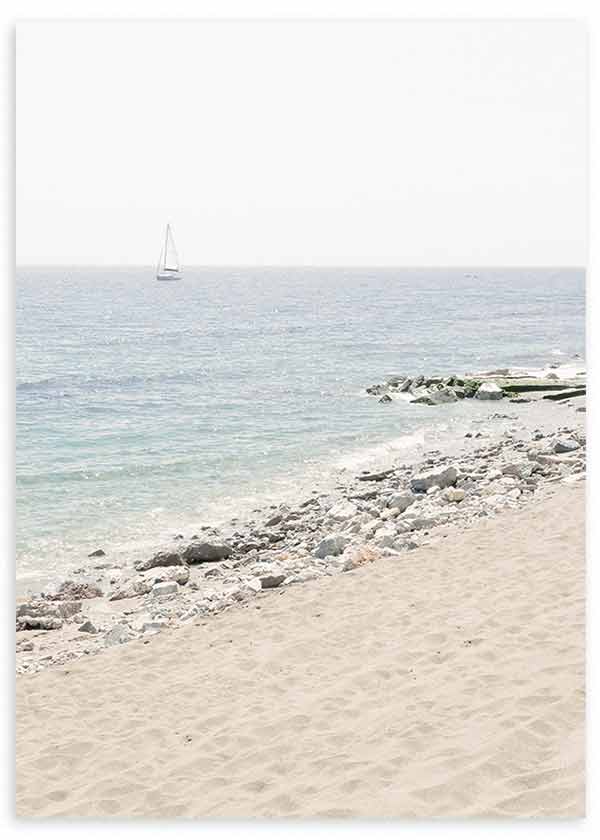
xmin=156 ymin=224 xmax=182 ymax=281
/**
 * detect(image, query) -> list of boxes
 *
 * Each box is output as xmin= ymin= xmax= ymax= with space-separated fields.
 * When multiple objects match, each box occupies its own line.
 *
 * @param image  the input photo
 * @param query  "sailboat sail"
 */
xmin=163 ymin=225 xmax=179 ymax=272
xmin=156 ymin=224 xmax=181 ymax=280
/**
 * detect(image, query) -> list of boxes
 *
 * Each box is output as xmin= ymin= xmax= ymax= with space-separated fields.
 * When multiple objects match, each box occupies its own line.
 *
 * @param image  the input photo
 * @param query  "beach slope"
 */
xmin=16 ymin=483 xmax=585 ymax=818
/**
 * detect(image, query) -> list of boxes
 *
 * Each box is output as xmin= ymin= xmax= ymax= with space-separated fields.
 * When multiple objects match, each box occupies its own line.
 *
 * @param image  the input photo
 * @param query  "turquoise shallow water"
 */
xmin=16 ymin=266 xmax=585 ymax=586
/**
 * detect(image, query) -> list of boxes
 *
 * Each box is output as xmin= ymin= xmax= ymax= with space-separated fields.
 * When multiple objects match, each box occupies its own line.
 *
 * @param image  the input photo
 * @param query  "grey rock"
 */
xmin=260 ymin=573 xmax=286 ymax=589
xmin=134 ymin=551 xmax=184 ymax=573
xmin=104 ymin=624 xmax=133 ymax=647
xmin=88 ymin=548 xmax=106 ymax=557
xmin=47 ymin=580 xmax=103 ymax=600
xmin=475 ymin=382 xmax=504 ymax=400
xmin=387 ymin=492 xmax=415 ymax=513
xmin=78 ymin=620 xmax=98 ymax=634
xmin=553 ymin=438 xmax=581 ymax=454
xmin=410 ymin=465 xmax=458 ymax=493
xmin=314 ymin=534 xmax=350 ymax=559
xmin=182 ymin=541 xmax=233 ymax=563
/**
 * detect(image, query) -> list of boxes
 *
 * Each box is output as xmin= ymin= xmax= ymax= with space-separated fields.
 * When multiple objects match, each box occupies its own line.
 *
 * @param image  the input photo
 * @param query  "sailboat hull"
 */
xmin=156 ymin=271 xmax=182 ymax=281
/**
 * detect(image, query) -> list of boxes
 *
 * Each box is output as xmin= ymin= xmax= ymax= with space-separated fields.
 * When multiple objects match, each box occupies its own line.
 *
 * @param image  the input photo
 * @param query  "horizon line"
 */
xmin=15 ymin=263 xmax=587 ymax=271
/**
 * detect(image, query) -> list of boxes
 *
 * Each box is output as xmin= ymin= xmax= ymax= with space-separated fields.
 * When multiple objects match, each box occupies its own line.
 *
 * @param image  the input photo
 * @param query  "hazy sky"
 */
xmin=17 ymin=21 xmax=587 ymax=266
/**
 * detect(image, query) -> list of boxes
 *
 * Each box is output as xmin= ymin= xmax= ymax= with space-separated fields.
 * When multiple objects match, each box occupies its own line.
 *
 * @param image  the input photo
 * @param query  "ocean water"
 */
xmin=16 ymin=267 xmax=585 ymax=588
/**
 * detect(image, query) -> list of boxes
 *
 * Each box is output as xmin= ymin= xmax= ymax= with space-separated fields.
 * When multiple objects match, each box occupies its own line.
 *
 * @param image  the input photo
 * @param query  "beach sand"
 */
xmin=16 ymin=482 xmax=585 ymax=818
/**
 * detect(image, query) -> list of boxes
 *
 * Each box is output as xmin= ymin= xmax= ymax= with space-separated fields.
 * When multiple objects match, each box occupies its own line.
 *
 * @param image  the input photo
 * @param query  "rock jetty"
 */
xmin=366 ymin=370 xmax=586 ymax=406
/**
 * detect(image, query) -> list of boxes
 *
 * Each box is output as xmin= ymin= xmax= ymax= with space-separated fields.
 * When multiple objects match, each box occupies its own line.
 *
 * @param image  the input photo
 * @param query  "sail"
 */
xmin=160 ymin=225 xmax=179 ymax=272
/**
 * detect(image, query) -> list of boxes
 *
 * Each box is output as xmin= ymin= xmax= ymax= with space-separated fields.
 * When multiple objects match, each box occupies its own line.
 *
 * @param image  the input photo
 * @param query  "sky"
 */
xmin=16 ymin=20 xmax=587 ymax=266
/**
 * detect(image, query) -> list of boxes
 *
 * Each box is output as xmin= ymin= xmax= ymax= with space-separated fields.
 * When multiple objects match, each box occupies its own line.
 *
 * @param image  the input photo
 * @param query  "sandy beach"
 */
xmin=16 ymin=480 xmax=585 ymax=818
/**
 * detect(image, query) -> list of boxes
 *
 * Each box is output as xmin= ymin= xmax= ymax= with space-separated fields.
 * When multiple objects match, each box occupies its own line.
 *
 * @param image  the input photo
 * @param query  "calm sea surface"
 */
xmin=16 ymin=267 xmax=585 ymax=586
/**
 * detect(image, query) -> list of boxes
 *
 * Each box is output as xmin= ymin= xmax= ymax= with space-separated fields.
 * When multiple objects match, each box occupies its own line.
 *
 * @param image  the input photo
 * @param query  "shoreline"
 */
xmin=16 ymin=368 xmax=586 ymax=676
xmin=16 ymin=480 xmax=585 ymax=817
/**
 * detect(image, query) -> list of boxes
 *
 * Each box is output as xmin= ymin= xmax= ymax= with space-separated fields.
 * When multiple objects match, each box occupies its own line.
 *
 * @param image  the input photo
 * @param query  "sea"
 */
xmin=16 ymin=267 xmax=585 ymax=592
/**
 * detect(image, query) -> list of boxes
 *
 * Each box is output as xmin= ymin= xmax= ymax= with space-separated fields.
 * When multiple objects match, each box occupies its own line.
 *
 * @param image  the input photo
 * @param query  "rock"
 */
xmin=379 ymin=394 xmax=393 ymax=403
xmin=152 ymin=581 xmax=178 ymax=597
xmin=47 ymin=580 xmax=103 ymax=600
xmin=142 ymin=619 xmax=168 ymax=634
xmin=444 ymin=487 xmax=465 ymax=503
xmin=410 ymin=393 xmax=435 ymax=405
xmin=134 ymin=551 xmax=184 ymax=572
xmin=475 ymin=382 xmax=504 ymax=400
xmin=88 ymin=548 xmax=106 ymax=557
xmin=576 ymin=406 xmax=586 ymax=413
xmin=328 ymin=500 xmax=358 ymax=522
xmin=387 ymin=492 xmax=415 ymax=512
xmin=546 ymin=372 xmax=559 ymax=380
xmin=342 ymin=545 xmax=378 ymax=572
xmin=78 ymin=620 xmax=97 ymax=634
xmin=260 ymin=573 xmax=286 ymax=589
xmin=17 ymin=615 xmax=63 ymax=631
xmin=553 ymin=438 xmax=581 ymax=454
xmin=410 ymin=465 xmax=458 ymax=493
xmin=109 ymin=578 xmax=153 ymax=601
xmin=265 ymin=512 xmax=283 ymax=527
xmin=182 ymin=541 xmax=233 ymax=563
xmin=56 ymin=600 xmax=82 ymax=620
xmin=357 ymin=469 xmax=395 ymax=483
xmin=16 ymin=600 xmax=63 ymax=631
xmin=313 ymin=534 xmax=350 ymax=558
xmin=104 ymin=624 xmax=133 ymax=647
xmin=429 ymin=386 xmax=459 ymax=404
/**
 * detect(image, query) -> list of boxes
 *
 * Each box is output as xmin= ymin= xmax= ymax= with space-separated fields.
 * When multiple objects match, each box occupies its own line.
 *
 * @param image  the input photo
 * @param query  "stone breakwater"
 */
xmin=366 ymin=369 xmax=587 ymax=405
xmin=16 ymin=400 xmax=586 ymax=676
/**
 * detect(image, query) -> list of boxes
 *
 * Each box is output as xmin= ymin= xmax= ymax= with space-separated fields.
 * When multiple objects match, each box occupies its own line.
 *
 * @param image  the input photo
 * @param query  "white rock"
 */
xmin=387 ymin=492 xmax=416 ymax=512
xmin=104 ymin=624 xmax=133 ymax=647
xmin=152 ymin=581 xmax=178 ymax=597
xmin=475 ymin=382 xmax=504 ymax=400
xmin=444 ymin=487 xmax=465 ymax=503
xmin=328 ymin=500 xmax=358 ymax=522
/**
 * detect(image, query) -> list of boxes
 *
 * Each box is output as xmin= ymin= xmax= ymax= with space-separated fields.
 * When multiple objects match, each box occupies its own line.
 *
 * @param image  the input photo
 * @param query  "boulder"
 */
xmin=386 ymin=492 xmax=415 ymax=513
xmin=260 ymin=572 xmax=286 ymax=589
xmin=17 ymin=614 xmax=62 ymax=631
xmin=16 ymin=600 xmax=63 ymax=630
xmin=328 ymin=500 xmax=358 ymax=522
xmin=78 ymin=620 xmax=98 ymax=634
xmin=182 ymin=541 xmax=233 ymax=563
xmin=47 ymin=580 xmax=103 ymax=600
xmin=410 ymin=465 xmax=458 ymax=493
xmin=88 ymin=548 xmax=106 ymax=557
xmin=444 ymin=487 xmax=465 ymax=503
xmin=342 ymin=545 xmax=378 ymax=572
xmin=429 ymin=386 xmax=459 ymax=404
xmin=56 ymin=600 xmax=82 ymax=620
xmin=313 ymin=534 xmax=350 ymax=559
xmin=553 ymin=438 xmax=581 ymax=454
xmin=104 ymin=624 xmax=134 ymax=647
xmin=379 ymin=394 xmax=393 ymax=404
xmin=152 ymin=581 xmax=178 ymax=597
xmin=475 ymin=382 xmax=504 ymax=400
xmin=134 ymin=551 xmax=184 ymax=573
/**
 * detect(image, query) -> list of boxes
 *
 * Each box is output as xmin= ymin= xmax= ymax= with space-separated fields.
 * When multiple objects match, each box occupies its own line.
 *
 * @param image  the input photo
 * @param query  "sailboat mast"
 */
xmin=163 ymin=225 xmax=170 ymax=270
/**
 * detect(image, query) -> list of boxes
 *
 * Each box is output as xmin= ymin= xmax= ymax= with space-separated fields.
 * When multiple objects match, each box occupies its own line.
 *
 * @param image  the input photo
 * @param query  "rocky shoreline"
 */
xmin=16 ymin=369 xmax=586 ymax=676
